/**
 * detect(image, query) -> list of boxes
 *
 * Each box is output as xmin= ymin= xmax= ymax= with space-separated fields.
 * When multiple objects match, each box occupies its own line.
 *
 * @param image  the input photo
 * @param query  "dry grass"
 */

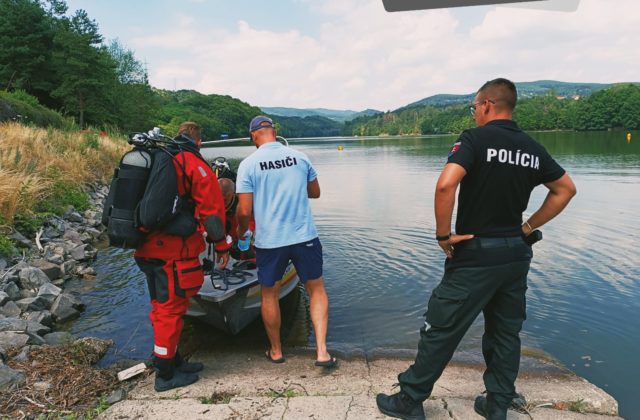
xmin=0 ymin=344 xmax=119 ymax=418
xmin=0 ymin=122 xmax=129 ymax=222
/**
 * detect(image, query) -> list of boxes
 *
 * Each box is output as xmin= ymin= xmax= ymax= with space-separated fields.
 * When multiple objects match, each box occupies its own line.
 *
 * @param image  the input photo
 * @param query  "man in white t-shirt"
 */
xmin=236 ymin=116 xmax=336 ymax=368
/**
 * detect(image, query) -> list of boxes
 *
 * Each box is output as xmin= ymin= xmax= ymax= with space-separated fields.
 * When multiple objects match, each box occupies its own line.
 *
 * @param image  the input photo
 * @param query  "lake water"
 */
xmin=70 ymin=131 xmax=640 ymax=418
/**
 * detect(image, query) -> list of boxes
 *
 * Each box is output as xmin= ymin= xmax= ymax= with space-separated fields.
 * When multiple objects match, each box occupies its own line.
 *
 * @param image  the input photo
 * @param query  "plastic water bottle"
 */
xmin=238 ymin=230 xmax=252 ymax=251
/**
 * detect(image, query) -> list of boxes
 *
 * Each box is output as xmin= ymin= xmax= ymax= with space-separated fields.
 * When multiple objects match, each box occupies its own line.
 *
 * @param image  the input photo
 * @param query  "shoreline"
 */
xmin=0 ymin=176 xmax=618 ymax=418
xmin=101 ymin=347 xmax=620 ymax=419
xmin=0 ymin=182 xmax=122 ymax=417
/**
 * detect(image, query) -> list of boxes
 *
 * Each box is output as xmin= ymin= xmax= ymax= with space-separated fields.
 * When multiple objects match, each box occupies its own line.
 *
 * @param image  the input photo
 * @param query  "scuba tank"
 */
xmin=101 ymin=128 xmax=205 ymax=249
xmin=102 ymin=147 xmax=153 ymax=249
xmin=211 ymin=156 xmax=236 ymax=182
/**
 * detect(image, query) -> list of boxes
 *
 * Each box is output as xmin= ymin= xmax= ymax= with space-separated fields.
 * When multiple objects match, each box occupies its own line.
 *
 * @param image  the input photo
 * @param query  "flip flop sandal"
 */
xmin=315 ymin=355 xmax=338 ymax=368
xmin=265 ymin=350 xmax=285 ymax=364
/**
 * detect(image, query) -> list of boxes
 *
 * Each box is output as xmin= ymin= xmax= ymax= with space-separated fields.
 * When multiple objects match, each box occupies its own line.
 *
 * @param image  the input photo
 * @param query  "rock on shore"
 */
xmin=0 ymin=184 xmax=109 ymax=391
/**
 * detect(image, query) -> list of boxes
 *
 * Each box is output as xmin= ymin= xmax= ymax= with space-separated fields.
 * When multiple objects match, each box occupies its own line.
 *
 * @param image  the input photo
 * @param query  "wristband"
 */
xmin=436 ymin=233 xmax=451 ymax=241
xmin=214 ymin=235 xmax=232 ymax=252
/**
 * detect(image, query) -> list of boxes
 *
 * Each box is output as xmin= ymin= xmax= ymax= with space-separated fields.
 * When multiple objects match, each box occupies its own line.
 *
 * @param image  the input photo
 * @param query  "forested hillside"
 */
xmin=261 ymin=107 xmax=381 ymax=122
xmin=154 ymin=90 xmax=263 ymax=140
xmin=1 ymin=1 xmax=637 ymax=138
xmin=0 ymin=0 xmax=157 ymax=131
xmin=344 ymin=84 xmax=640 ymax=136
xmin=275 ymin=115 xmax=343 ymax=138
xmin=0 ymin=0 xmax=278 ymax=138
xmin=404 ymin=81 xmax=612 ymax=108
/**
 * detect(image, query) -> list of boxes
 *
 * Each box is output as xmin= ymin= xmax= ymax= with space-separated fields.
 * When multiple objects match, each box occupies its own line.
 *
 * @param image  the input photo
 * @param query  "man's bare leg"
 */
xmin=261 ymin=284 xmax=283 ymax=360
xmin=304 ymin=277 xmax=331 ymax=362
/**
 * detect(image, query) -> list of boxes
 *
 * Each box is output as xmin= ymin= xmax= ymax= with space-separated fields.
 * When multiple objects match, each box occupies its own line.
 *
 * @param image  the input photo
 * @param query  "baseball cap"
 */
xmin=249 ymin=116 xmax=275 ymax=132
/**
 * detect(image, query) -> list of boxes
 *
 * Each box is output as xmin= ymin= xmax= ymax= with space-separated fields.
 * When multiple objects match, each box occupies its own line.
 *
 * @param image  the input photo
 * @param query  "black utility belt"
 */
xmin=456 ymin=236 xmax=525 ymax=250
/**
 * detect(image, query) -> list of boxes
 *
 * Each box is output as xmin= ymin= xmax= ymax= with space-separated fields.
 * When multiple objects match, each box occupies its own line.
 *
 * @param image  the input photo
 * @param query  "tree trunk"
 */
xmin=79 ymin=95 xmax=85 ymax=129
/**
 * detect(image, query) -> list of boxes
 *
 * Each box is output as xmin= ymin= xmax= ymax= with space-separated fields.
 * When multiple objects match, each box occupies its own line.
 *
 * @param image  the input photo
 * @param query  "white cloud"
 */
xmin=132 ymin=0 xmax=640 ymax=110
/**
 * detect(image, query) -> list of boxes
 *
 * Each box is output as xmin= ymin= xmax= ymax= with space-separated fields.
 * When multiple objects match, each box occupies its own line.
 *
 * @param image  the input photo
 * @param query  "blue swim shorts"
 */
xmin=255 ymin=237 xmax=323 ymax=287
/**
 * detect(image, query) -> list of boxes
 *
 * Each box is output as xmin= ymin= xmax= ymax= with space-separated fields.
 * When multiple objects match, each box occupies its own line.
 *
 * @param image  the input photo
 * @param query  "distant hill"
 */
xmin=154 ymin=89 xmax=263 ymax=140
xmin=403 ymin=80 xmax=613 ymax=109
xmin=344 ymin=83 xmax=640 ymax=136
xmin=261 ymin=106 xmax=381 ymax=122
xmin=274 ymin=115 xmax=343 ymax=138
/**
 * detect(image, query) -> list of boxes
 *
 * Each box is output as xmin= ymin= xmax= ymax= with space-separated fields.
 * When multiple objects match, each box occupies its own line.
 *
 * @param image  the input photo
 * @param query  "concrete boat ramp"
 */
xmin=101 ymin=349 xmax=621 ymax=419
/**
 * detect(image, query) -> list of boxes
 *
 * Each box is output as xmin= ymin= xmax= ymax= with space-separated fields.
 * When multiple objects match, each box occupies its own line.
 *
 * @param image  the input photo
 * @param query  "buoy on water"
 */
xmin=338 ymin=145 xmax=344 ymax=151
xmin=627 ymin=132 xmax=632 ymax=143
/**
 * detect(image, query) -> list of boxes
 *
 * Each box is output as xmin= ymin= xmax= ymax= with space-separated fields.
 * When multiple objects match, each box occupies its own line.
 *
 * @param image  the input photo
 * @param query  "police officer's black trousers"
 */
xmin=398 ymin=241 xmax=531 ymax=409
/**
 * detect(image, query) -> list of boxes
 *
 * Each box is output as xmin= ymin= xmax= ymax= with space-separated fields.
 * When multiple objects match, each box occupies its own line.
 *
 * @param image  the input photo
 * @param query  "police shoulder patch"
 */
xmin=448 ymin=142 xmax=461 ymax=158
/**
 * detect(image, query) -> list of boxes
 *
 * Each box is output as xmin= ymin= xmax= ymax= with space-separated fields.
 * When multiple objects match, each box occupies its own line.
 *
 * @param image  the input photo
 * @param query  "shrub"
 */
xmin=13 ymin=213 xmax=47 ymax=238
xmin=0 ymin=234 xmax=16 ymax=258
xmin=7 ymin=90 xmax=40 ymax=107
xmin=0 ymin=91 xmax=67 ymax=128
xmin=34 ymin=181 xmax=90 ymax=215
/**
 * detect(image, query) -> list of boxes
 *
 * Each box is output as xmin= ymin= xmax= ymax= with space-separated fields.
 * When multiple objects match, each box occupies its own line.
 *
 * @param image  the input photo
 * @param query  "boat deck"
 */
xmin=199 ymin=262 xmax=258 ymax=302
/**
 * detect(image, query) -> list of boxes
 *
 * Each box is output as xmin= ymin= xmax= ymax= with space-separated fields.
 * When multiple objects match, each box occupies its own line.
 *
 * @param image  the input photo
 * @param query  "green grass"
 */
xmin=43 ymin=395 xmax=110 ymax=420
xmin=83 ymin=134 xmax=101 ymax=151
xmin=69 ymin=340 xmax=95 ymax=365
xmin=263 ymin=389 xmax=300 ymax=398
xmin=568 ymin=399 xmax=588 ymax=413
xmin=9 ymin=167 xmax=91 ymax=240
xmin=199 ymin=391 xmax=235 ymax=404
xmin=92 ymin=396 xmax=110 ymax=417
xmin=0 ymin=234 xmax=16 ymax=257
xmin=0 ymin=215 xmax=16 ymax=257
xmin=34 ymin=180 xmax=90 ymax=215
xmin=13 ymin=213 xmax=47 ymax=238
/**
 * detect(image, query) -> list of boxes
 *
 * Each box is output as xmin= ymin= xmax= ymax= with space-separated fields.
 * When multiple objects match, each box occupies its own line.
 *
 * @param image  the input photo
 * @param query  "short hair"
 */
xmin=218 ymin=178 xmax=235 ymax=195
xmin=478 ymin=78 xmax=518 ymax=111
xmin=178 ymin=121 xmax=201 ymax=139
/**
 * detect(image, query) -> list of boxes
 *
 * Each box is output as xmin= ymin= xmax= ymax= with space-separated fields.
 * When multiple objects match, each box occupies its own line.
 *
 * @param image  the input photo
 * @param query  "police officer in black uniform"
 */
xmin=376 ymin=78 xmax=577 ymax=420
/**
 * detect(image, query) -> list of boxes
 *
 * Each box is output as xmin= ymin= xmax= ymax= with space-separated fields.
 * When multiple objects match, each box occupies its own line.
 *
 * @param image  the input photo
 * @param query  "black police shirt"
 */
xmin=447 ymin=119 xmax=565 ymax=237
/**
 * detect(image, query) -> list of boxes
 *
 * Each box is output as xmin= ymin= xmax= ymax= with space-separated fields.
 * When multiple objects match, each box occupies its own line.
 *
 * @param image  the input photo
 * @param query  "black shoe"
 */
xmin=474 ymin=395 xmax=508 ymax=420
xmin=154 ymin=370 xmax=199 ymax=392
xmin=376 ymin=391 xmax=426 ymax=420
xmin=176 ymin=359 xmax=204 ymax=373
xmin=175 ymin=352 xmax=204 ymax=373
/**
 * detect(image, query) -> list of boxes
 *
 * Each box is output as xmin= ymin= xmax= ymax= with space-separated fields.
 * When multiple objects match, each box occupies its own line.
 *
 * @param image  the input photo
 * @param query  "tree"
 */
xmin=108 ymin=39 xmax=148 ymax=84
xmin=69 ymin=9 xmax=102 ymax=45
xmin=42 ymin=0 xmax=68 ymax=18
xmin=616 ymin=85 xmax=640 ymax=130
xmin=105 ymin=39 xmax=157 ymax=131
xmin=0 ymin=0 xmax=55 ymax=100
xmin=50 ymin=10 xmax=117 ymax=127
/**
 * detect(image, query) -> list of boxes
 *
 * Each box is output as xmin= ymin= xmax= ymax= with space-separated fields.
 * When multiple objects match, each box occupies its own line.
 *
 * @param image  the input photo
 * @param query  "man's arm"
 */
xmin=434 ymin=163 xmax=474 ymax=257
xmin=180 ymin=153 xmax=229 ymax=268
xmin=307 ymin=178 xmax=320 ymax=199
xmin=522 ymin=173 xmax=577 ymax=235
xmin=236 ymin=193 xmax=253 ymax=237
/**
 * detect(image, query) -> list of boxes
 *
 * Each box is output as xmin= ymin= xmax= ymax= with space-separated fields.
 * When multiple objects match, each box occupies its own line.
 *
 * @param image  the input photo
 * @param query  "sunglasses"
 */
xmin=470 ymin=99 xmax=496 ymax=116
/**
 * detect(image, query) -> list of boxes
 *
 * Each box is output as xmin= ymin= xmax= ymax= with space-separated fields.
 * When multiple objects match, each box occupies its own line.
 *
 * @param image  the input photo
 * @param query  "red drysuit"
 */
xmin=135 ymin=150 xmax=228 ymax=359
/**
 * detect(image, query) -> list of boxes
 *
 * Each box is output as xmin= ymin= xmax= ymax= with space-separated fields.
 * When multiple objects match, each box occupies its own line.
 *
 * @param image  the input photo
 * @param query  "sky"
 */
xmin=65 ymin=0 xmax=640 ymax=111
